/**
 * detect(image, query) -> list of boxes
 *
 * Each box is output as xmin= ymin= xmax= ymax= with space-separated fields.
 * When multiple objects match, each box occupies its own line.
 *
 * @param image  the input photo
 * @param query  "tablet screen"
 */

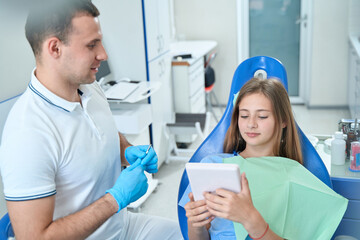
xmin=185 ymin=162 xmax=241 ymax=201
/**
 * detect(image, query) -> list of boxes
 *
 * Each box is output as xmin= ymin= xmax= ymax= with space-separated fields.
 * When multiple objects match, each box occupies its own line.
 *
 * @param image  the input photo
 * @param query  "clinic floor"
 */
xmin=0 ymin=105 xmax=351 ymax=220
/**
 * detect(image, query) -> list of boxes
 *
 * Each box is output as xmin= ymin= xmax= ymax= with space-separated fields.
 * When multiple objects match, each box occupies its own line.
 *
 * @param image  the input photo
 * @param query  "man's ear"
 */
xmin=46 ymin=37 xmax=62 ymax=58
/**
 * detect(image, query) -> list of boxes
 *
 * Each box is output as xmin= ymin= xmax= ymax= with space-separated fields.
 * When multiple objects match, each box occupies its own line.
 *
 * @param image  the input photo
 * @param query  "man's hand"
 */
xmin=125 ymin=145 xmax=158 ymax=173
xmin=106 ymin=159 xmax=148 ymax=212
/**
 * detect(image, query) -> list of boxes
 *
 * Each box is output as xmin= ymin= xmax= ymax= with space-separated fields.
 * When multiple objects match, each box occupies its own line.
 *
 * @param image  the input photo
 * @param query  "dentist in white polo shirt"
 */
xmin=0 ymin=0 xmax=182 ymax=239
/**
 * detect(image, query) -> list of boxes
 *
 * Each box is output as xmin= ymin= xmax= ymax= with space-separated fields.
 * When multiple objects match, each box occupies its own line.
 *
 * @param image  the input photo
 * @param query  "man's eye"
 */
xmin=88 ymin=44 xmax=96 ymax=49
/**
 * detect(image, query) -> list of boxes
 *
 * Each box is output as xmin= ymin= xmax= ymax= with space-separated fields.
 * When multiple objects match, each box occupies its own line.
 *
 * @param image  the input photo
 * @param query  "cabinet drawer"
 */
xmin=332 ymin=218 xmax=360 ymax=239
xmin=189 ymin=63 xmax=204 ymax=83
xmin=188 ymin=58 xmax=204 ymax=74
xmin=355 ymin=75 xmax=360 ymax=89
xmin=189 ymin=70 xmax=205 ymax=97
xmin=332 ymin=177 xmax=360 ymax=200
xmin=356 ymin=57 xmax=360 ymax=70
xmin=344 ymin=199 xmax=360 ymax=219
xmin=190 ymin=89 xmax=205 ymax=113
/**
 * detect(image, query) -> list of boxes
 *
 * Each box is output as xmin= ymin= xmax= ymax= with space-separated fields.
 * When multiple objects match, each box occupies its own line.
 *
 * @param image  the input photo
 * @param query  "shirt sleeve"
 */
xmin=0 ymin=128 xmax=58 ymax=201
xmin=178 ymin=154 xmax=230 ymax=208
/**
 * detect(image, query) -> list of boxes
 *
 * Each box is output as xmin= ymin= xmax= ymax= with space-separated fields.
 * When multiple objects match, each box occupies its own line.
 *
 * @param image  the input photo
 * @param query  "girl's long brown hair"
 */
xmin=223 ymin=78 xmax=303 ymax=164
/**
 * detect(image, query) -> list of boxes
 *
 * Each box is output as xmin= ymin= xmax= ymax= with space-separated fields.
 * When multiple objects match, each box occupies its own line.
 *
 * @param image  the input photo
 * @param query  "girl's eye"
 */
xmin=259 ymin=116 xmax=268 ymax=119
xmin=240 ymin=115 xmax=249 ymax=119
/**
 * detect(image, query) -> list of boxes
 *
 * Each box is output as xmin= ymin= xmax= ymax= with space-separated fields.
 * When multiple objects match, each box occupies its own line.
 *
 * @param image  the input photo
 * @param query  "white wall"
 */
xmin=308 ymin=0 xmax=349 ymax=107
xmin=173 ymin=0 xmax=238 ymax=105
xmin=348 ymin=0 xmax=360 ymax=36
xmin=93 ymin=0 xmax=147 ymax=81
xmin=0 ymin=2 xmax=35 ymax=102
xmin=174 ymin=0 xmax=352 ymax=108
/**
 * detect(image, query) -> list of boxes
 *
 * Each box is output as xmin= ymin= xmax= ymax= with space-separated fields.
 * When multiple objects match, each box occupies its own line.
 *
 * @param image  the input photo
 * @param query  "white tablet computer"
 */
xmin=185 ymin=162 xmax=241 ymax=201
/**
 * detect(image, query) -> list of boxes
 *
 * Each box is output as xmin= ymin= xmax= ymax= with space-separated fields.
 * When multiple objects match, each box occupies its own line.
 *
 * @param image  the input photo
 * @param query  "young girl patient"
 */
xmin=179 ymin=78 xmax=346 ymax=240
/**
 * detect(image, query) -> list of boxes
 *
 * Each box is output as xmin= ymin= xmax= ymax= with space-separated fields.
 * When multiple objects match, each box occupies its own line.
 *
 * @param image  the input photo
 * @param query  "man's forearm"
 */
xmin=9 ymin=194 xmax=118 ymax=240
xmin=43 ymin=194 xmax=117 ymax=240
xmin=118 ymin=132 xmax=132 ymax=166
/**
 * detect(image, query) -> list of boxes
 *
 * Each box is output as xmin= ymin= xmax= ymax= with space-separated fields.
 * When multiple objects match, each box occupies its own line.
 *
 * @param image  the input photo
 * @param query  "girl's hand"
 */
xmin=205 ymin=173 xmax=281 ymax=239
xmin=204 ymin=172 xmax=257 ymax=224
xmin=185 ymin=192 xmax=214 ymax=228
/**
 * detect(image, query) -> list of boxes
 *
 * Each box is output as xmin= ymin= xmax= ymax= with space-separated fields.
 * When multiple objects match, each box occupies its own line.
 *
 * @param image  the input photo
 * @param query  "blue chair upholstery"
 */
xmin=177 ymin=56 xmax=332 ymax=239
xmin=0 ymin=213 xmax=14 ymax=239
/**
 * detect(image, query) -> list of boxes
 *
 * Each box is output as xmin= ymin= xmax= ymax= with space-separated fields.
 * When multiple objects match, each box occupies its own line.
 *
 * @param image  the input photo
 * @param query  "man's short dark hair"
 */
xmin=25 ymin=0 xmax=100 ymax=57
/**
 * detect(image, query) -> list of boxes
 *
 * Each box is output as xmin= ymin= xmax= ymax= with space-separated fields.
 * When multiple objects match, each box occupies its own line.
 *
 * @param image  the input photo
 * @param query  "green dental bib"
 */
xmin=223 ymin=156 xmax=348 ymax=240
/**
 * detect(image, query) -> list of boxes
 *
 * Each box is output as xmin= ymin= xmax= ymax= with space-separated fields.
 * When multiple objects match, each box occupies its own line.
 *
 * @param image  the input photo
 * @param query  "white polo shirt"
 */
xmin=0 ymin=69 xmax=127 ymax=239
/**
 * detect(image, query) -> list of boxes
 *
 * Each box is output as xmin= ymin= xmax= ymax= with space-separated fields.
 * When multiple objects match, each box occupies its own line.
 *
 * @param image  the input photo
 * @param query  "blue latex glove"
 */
xmin=125 ymin=145 xmax=158 ymax=173
xmin=106 ymin=159 xmax=148 ymax=212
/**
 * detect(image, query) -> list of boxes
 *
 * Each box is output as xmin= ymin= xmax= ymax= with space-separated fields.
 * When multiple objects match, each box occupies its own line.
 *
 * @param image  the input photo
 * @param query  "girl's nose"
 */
xmin=247 ymin=117 xmax=257 ymax=129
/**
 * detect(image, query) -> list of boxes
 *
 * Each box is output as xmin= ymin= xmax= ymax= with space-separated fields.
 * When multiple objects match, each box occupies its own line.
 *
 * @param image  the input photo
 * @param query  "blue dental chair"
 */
xmin=0 ymin=213 xmax=13 ymax=239
xmin=177 ymin=56 xmax=332 ymax=240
